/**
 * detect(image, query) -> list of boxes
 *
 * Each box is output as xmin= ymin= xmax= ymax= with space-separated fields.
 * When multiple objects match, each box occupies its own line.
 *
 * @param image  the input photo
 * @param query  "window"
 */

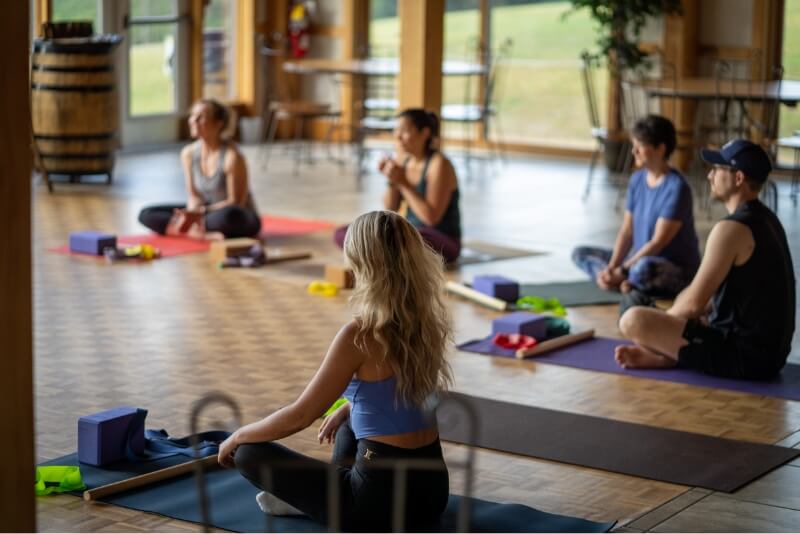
xmin=202 ymin=0 xmax=237 ymax=100
xmin=489 ymin=0 xmax=605 ymax=148
xmin=51 ymin=0 xmax=100 ymax=33
xmin=128 ymin=0 xmax=178 ymax=116
xmin=779 ymin=0 xmax=800 ymax=163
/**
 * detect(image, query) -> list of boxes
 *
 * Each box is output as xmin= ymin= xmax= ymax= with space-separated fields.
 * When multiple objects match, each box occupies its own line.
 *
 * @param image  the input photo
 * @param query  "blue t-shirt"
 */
xmin=625 ymin=168 xmax=701 ymax=276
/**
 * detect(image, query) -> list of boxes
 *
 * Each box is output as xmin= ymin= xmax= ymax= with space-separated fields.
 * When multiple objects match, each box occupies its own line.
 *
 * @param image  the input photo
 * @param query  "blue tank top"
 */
xmin=343 ymin=375 xmax=434 ymax=440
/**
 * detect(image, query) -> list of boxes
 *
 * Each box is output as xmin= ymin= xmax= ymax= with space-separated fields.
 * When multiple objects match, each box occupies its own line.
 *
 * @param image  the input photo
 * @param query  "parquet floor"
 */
xmin=34 ymin=143 xmax=800 ymax=532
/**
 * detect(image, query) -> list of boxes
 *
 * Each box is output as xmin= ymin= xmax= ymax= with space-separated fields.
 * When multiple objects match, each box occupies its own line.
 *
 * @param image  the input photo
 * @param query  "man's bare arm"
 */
xmin=668 ymin=220 xmax=751 ymax=319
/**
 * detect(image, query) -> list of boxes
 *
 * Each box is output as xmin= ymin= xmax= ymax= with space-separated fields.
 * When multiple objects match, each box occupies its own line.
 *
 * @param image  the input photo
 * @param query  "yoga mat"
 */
xmin=452 ymin=241 xmax=543 ymax=267
xmin=458 ymin=336 xmax=800 ymax=401
xmin=438 ymin=392 xmax=800 ymax=493
xmin=41 ymin=453 xmax=612 ymax=533
xmin=519 ymin=280 xmax=623 ymax=306
xmin=50 ymin=234 xmax=211 ymax=258
xmin=260 ymin=215 xmax=335 ymax=238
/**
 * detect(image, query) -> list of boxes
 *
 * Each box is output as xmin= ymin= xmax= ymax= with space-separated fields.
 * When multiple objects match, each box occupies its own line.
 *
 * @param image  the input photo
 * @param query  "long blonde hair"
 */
xmin=344 ymin=211 xmax=453 ymax=405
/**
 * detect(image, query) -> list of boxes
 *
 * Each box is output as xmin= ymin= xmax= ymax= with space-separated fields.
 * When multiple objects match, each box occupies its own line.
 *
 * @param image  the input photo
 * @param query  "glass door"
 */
xmin=114 ymin=0 xmax=191 ymax=146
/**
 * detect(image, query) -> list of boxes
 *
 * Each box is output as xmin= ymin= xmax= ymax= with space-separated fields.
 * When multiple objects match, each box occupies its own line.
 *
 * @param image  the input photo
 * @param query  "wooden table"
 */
xmin=637 ymin=77 xmax=800 ymax=104
xmin=283 ymin=57 xmax=487 ymax=77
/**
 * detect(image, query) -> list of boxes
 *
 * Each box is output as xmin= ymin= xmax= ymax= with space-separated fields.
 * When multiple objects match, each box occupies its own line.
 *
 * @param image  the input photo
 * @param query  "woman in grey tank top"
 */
xmin=138 ymin=98 xmax=261 ymax=239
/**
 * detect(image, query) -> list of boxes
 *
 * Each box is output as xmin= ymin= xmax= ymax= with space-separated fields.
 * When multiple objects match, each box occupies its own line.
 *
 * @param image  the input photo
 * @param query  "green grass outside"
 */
xmin=371 ymin=1 xmax=606 ymax=147
xmin=129 ymin=43 xmax=175 ymax=116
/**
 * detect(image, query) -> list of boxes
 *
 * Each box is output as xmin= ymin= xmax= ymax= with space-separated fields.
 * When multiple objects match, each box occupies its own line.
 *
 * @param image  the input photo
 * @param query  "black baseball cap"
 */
xmin=700 ymin=139 xmax=772 ymax=183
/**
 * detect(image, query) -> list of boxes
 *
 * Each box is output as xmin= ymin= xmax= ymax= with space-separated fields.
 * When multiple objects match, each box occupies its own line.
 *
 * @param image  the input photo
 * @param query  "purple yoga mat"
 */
xmin=458 ymin=336 xmax=800 ymax=401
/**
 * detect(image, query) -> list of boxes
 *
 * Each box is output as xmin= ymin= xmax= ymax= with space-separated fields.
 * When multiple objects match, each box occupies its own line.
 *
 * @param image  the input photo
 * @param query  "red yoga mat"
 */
xmin=260 ymin=214 xmax=335 ymax=238
xmin=50 ymin=234 xmax=211 ymax=259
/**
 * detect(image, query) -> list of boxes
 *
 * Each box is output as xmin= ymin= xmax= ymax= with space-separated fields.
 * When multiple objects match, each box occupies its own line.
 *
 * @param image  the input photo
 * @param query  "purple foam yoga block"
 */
xmin=491 ymin=312 xmax=548 ymax=340
xmin=69 ymin=231 xmax=117 ymax=256
xmin=473 ymin=275 xmax=519 ymax=302
xmin=78 ymin=406 xmax=144 ymax=466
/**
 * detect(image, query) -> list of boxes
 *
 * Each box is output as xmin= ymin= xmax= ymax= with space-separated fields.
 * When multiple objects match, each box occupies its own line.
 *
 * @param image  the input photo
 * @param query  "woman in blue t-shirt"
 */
xmin=218 ymin=211 xmax=452 ymax=531
xmin=572 ymin=115 xmax=700 ymax=297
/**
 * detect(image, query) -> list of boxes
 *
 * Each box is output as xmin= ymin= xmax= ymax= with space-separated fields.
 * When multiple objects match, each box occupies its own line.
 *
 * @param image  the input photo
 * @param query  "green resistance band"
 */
xmin=35 ymin=466 xmax=86 ymax=496
xmin=516 ymin=295 xmax=567 ymax=317
xmin=323 ymin=398 xmax=349 ymax=418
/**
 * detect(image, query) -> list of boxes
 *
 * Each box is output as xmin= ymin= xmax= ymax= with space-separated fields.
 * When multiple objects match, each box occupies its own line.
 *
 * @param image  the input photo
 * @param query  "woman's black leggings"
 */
xmin=137 ymin=204 xmax=261 ymax=239
xmin=234 ymin=421 xmax=450 ymax=531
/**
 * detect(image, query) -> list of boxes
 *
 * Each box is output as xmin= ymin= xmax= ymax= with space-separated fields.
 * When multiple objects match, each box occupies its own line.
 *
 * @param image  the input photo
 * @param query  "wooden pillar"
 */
xmin=0 ymin=1 xmax=35 ymax=531
xmin=236 ymin=0 xmax=256 ymax=114
xmin=749 ymin=0 xmax=784 ymax=141
xmin=341 ymin=0 xmax=369 ymax=141
xmin=190 ymin=0 xmax=205 ymax=103
xmin=34 ymin=0 xmax=50 ymax=37
xmin=663 ymin=0 xmax=699 ymax=169
xmin=398 ymin=0 xmax=444 ymax=111
xmin=477 ymin=0 xmax=490 ymax=142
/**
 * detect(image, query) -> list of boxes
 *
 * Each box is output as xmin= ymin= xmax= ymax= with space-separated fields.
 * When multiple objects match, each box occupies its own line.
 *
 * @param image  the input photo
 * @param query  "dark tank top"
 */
xmin=709 ymin=200 xmax=795 ymax=367
xmin=404 ymin=153 xmax=461 ymax=241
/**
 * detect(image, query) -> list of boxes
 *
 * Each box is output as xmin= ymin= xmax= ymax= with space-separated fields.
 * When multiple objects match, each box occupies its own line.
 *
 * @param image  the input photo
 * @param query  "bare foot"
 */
xmin=614 ymin=344 xmax=676 ymax=369
xmin=620 ymin=280 xmax=633 ymax=293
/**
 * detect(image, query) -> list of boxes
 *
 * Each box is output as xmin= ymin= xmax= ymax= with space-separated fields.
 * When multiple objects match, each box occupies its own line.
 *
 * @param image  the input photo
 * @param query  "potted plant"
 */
xmin=569 ymin=0 xmax=682 ymax=169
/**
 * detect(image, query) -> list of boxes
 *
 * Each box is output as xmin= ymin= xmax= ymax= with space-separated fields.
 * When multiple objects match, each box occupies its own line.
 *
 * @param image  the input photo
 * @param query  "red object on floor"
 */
xmin=492 ymin=333 xmax=538 ymax=351
xmin=50 ymin=234 xmax=211 ymax=258
xmin=260 ymin=214 xmax=335 ymax=238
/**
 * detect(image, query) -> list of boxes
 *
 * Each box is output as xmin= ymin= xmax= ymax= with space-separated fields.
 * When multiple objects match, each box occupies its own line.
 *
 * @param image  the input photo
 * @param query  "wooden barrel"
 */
xmin=31 ymin=36 xmax=122 ymax=180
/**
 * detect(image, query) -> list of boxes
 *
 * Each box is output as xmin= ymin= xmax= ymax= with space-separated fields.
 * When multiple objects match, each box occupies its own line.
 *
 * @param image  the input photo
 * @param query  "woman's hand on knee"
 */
xmin=318 ymin=403 xmax=350 ymax=445
xmin=217 ymin=432 xmax=240 ymax=468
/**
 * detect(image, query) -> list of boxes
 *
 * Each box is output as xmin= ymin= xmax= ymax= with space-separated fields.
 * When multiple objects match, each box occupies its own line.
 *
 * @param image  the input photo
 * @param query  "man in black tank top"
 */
xmin=612 ymin=140 xmax=796 ymax=379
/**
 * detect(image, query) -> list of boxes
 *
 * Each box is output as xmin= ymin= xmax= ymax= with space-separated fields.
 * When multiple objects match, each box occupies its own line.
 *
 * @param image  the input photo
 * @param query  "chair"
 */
xmin=776 ymin=135 xmax=800 ymax=206
xmin=257 ymin=35 xmax=342 ymax=175
xmin=580 ymin=50 xmax=632 ymax=201
xmin=714 ymin=60 xmax=784 ymax=210
xmin=441 ymin=38 xmax=513 ymax=166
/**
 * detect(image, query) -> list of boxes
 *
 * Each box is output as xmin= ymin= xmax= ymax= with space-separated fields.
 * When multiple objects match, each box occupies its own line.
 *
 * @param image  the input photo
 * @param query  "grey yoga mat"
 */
xmin=41 ymin=453 xmax=613 ymax=533
xmin=437 ymin=392 xmax=800 ymax=493
xmin=519 ymin=280 xmax=623 ymax=306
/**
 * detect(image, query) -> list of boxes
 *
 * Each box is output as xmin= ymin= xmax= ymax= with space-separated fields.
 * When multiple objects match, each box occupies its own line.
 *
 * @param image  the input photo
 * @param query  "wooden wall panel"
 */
xmin=0 ymin=1 xmax=35 ymax=531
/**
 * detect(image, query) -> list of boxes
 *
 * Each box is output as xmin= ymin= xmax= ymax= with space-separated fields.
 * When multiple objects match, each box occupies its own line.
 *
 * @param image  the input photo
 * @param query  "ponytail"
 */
xmin=398 ymin=108 xmax=440 ymax=155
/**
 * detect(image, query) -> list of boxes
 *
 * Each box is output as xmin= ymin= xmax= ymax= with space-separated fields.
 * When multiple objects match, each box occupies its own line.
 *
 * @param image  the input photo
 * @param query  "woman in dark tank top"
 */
xmin=333 ymin=108 xmax=462 ymax=262
xmin=137 ymin=98 xmax=260 ymax=239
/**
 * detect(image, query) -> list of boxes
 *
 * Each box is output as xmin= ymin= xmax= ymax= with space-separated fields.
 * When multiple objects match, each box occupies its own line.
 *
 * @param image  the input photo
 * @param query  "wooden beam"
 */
xmin=236 ymin=0 xmax=256 ymax=114
xmin=0 ymin=1 xmax=35 ymax=530
xmin=663 ymin=0 xmax=699 ymax=170
xmin=398 ymin=0 xmax=444 ymax=111
xmin=190 ymin=0 xmax=205 ymax=104
xmin=340 ymin=0 xmax=369 ymax=142
xmin=34 ymin=0 xmax=51 ymax=38
xmin=477 ymin=0 xmax=490 ymax=142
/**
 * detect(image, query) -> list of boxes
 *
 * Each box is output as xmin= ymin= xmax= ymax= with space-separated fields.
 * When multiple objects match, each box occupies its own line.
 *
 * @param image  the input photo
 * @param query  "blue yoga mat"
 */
xmin=42 ymin=453 xmax=614 ymax=533
xmin=458 ymin=335 xmax=800 ymax=401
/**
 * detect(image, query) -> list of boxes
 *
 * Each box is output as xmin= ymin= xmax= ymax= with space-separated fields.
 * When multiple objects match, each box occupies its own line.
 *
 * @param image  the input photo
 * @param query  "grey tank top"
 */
xmin=192 ymin=143 xmax=257 ymax=212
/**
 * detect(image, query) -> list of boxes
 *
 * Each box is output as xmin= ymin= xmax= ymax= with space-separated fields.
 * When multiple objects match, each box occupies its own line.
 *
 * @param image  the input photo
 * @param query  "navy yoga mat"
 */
xmin=42 ymin=453 xmax=613 ymax=533
xmin=519 ymin=280 xmax=623 ymax=306
xmin=458 ymin=335 xmax=800 ymax=401
xmin=437 ymin=392 xmax=800 ymax=493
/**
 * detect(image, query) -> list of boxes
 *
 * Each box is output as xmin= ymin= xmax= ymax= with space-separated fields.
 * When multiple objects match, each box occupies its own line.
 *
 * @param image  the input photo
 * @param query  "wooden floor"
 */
xmin=34 ymin=142 xmax=800 ymax=532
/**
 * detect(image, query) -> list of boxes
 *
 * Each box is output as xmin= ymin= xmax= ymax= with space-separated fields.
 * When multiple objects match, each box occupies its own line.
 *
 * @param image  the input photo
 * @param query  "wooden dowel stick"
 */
xmin=83 ymin=455 xmax=219 ymax=501
xmin=265 ymin=250 xmax=312 ymax=264
xmin=445 ymin=281 xmax=509 ymax=311
xmin=515 ymin=329 xmax=595 ymax=359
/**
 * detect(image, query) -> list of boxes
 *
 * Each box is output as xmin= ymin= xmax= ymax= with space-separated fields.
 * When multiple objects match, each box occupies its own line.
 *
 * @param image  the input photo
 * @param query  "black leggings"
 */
xmin=137 ymin=204 xmax=261 ymax=239
xmin=234 ymin=421 xmax=449 ymax=531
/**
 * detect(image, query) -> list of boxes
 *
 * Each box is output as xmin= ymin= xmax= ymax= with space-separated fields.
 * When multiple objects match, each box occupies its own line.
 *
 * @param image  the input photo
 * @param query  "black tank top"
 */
xmin=404 ymin=153 xmax=461 ymax=241
xmin=709 ymin=200 xmax=795 ymax=366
